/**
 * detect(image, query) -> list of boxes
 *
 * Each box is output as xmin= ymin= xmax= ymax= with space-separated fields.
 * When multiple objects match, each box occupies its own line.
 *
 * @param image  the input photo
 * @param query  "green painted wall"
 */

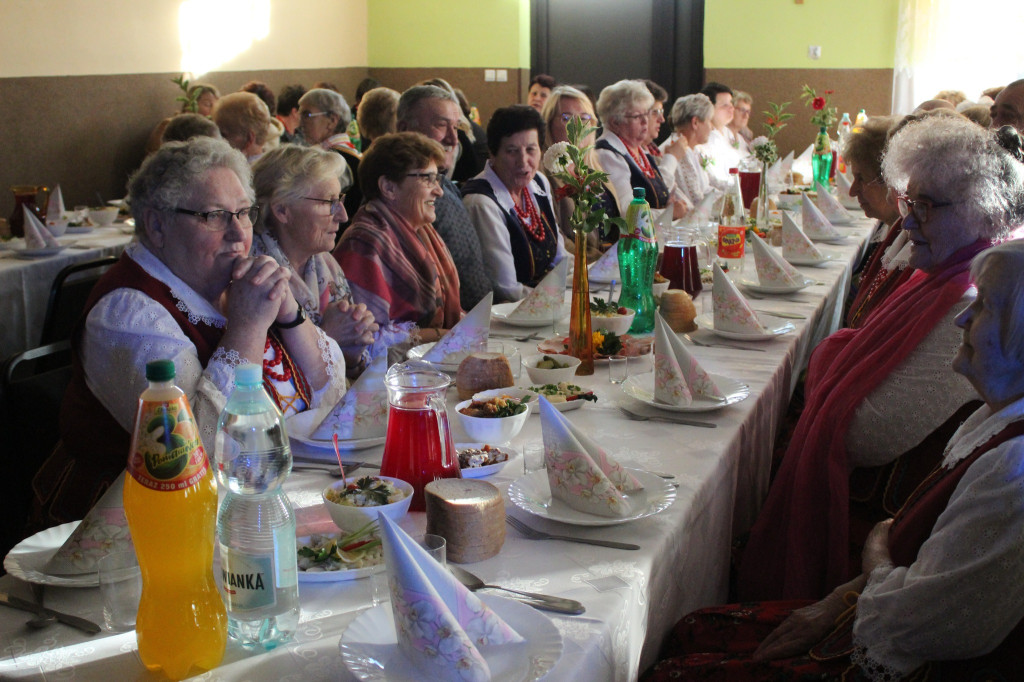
xmin=705 ymin=0 xmax=898 ymax=69
xmin=369 ymin=0 xmax=529 ymax=68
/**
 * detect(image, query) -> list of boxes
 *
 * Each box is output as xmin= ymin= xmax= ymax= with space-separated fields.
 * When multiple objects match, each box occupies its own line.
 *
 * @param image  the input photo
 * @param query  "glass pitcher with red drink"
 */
xmin=379 ymin=363 xmax=460 ymax=511
xmin=661 ymin=226 xmax=710 ymax=299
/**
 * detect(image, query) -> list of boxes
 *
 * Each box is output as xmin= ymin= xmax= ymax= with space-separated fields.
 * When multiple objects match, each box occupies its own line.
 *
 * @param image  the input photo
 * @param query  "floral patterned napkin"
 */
xmin=540 ymin=397 xmax=643 ymax=518
xmin=781 ymin=212 xmax=825 ymax=262
xmin=46 ymin=184 xmax=67 ymax=228
xmin=23 ymin=206 xmax=60 ymax=249
xmin=712 ymin=263 xmax=765 ymax=334
xmin=834 ymin=172 xmax=859 ymax=209
xmin=423 ymin=292 xmax=492 ymax=364
xmin=653 ymin=314 xmax=724 ymax=406
xmin=800 ymin=194 xmax=841 ymax=240
xmin=587 ymin=241 xmax=619 ymax=283
xmin=45 ymin=473 xmax=131 ymax=575
xmin=749 ymin=232 xmax=803 ymax=286
xmin=510 ymin=258 xmax=566 ymax=321
xmin=312 ymin=352 xmax=388 ymax=440
xmin=814 ymin=181 xmax=854 ymax=223
xmin=379 ymin=514 xmax=523 ymax=680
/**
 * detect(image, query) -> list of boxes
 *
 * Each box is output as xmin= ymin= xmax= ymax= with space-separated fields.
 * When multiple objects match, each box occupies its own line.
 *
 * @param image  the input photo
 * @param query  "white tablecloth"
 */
xmin=0 ymin=218 xmax=875 ymax=681
xmin=0 ymin=227 xmax=134 ymax=360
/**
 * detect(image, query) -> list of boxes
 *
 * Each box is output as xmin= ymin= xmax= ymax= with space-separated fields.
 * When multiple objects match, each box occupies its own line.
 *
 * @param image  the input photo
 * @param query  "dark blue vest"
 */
xmin=595 ymin=138 xmax=671 ymax=209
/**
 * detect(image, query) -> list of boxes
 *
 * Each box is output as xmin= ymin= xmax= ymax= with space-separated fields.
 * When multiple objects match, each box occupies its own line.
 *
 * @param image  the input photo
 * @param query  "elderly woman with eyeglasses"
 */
xmin=299 ymin=87 xmax=362 ymax=226
xmin=333 ymin=132 xmax=461 ymax=339
xmin=660 ymin=94 xmax=719 ymax=210
xmin=594 ymin=79 xmax=673 ymax=220
xmin=252 ymin=144 xmax=401 ymax=378
xmin=462 ymin=105 xmax=567 ymax=302
xmin=30 ymin=137 xmax=346 ymax=526
xmin=738 ymin=117 xmax=1024 ymax=603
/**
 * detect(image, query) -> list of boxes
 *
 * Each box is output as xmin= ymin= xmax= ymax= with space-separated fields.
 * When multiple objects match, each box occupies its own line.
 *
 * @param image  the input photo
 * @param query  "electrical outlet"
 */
xmin=496 ymin=69 xmax=508 ymax=83
xmin=808 ymin=45 xmax=821 ymax=60
xmin=485 ymin=69 xmax=496 ymax=82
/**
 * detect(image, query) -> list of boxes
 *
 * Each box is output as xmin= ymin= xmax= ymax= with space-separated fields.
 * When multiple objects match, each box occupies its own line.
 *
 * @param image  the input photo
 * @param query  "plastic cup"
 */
xmin=608 ymin=356 xmax=628 ymax=384
xmin=523 ymin=442 xmax=546 ymax=474
xmin=98 ymin=550 xmax=142 ymax=631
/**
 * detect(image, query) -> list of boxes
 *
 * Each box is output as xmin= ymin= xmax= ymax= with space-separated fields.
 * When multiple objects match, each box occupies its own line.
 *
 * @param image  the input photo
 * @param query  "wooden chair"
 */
xmin=39 ymin=256 xmax=117 ymax=346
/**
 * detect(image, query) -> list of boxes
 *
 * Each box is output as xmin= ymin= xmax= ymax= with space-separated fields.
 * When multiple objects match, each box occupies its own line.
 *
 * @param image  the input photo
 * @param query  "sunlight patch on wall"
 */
xmin=179 ymin=0 xmax=270 ymax=77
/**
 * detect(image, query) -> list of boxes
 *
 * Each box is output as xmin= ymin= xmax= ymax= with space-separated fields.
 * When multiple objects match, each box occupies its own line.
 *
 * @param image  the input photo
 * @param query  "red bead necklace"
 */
xmin=513 ymin=190 xmax=546 ymax=242
xmin=627 ymin=145 xmax=657 ymax=179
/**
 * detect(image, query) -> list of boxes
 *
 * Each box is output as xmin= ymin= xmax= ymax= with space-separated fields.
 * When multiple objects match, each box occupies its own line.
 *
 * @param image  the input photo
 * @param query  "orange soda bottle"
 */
xmin=123 ymin=359 xmax=226 ymax=679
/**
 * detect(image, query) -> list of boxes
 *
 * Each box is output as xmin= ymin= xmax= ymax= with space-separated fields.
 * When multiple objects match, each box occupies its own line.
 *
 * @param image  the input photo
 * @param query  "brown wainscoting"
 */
xmin=704 ymin=68 xmax=894 ymax=159
xmin=0 ymin=68 xmax=367 ymax=219
xmin=368 ymin=67 xmax=528 ymax=129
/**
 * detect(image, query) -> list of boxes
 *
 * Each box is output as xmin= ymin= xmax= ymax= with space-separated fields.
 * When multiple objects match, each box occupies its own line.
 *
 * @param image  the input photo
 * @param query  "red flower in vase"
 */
xmin=554 ymin=184 xmax=578 ymax=201
xmin=812 ymin=97 xmax=826 ymax=111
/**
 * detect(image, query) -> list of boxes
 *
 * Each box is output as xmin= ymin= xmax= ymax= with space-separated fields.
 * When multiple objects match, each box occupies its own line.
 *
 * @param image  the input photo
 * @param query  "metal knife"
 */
xmin=0 ymin=592 xmax=102 ymax=634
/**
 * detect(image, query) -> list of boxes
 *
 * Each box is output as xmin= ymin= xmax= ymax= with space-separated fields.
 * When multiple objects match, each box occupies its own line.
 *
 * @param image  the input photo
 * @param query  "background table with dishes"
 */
xmin=0 ymin=210 xmax=875 ymax=681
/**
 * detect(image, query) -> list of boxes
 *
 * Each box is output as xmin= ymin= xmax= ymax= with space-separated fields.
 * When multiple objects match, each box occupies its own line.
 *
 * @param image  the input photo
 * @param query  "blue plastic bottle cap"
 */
xmin=235 ymin=363 xmax=263 ymax=386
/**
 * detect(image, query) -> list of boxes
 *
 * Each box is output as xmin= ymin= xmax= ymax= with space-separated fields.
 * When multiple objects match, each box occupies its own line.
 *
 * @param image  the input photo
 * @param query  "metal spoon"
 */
xmin=448 ymin=565 xmax=585 ymax=615
xmin=26 ymin=584 xmax=56 ymax=629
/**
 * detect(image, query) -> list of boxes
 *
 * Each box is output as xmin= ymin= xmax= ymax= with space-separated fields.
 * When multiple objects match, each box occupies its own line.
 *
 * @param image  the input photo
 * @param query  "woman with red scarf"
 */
xmin=738 ymin=117 xmax=1024 ymax=603
xmin=646 ymin=238 xmax=1024 ymax=680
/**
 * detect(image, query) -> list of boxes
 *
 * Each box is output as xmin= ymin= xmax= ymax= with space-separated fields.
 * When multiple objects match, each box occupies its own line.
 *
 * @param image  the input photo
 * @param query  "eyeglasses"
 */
xmin=559 ymin=113 xmax=594 ymax=124
xmin=303 ymin=196 xmax=347 ymax=214
xmin=174 ymin=205 xmax=260 ymax=231
xmin=649 ymin=108 xmax=665 ymax=117
xmin=735 ymin=108 xmax=752 ymax=115
xmin=405 ymin=171 xmax=442 ymax=187
xmin=621 ymin=112 xmax=648 ymax=121
xmin=896 ymin=194 xmax=953 ymax=223
xmin=300 ymin=111 xmax=330 ymax=120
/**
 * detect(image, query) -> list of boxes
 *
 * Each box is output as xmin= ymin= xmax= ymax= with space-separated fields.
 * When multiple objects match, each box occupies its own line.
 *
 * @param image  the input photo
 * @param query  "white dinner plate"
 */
xmin=694 ymin=312 xmax=795 ymax=341
xmin=491 ymin=301 xmax=568 ymax=328
xmin=3 ymin=522 xmax=99 ymax=587
xmin=784 ymin=252 xmax=844 ymax=267
xmin=807 ymin=231 xmax=850 ymax=244
xmin=737 ymin=276 xmax=815 ymax=294
xmin=622 ymin=373 xmax=749 ymax=412
xmin=456 ymin=442 xmax=518 ymax=478
xmin=285 ymin=410 xmax=386 ymax=452
xmin=508 ymin=468 xmax=676 ymax=527
xmin=12 ymin=244 xmax=69 ymax=259
xmin=339 ymin=594 xmax=562 ymax=681
xmin=406 ymin=342 xmax=465 ymax=372
xmin=296 ymin=535 xmax=384 ymax=583
xmin=64 ymin=225 xmax=95 ymax=234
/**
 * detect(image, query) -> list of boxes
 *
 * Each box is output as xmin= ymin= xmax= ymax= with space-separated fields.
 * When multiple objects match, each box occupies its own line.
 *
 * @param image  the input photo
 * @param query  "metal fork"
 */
xmin=619 ymin=406 xmax=717 ymax=428
xmin=291 ymin=461 xmax=378 ymax=477
xmin=505 ymin=516 xmax=640 ymax=550
xmin=682 ymin=333 xmax=766 ymax=353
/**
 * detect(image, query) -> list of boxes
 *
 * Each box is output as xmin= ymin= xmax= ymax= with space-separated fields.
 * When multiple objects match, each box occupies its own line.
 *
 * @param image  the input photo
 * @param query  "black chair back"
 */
xmin=39 ymin=256 xmax=117 ymax=346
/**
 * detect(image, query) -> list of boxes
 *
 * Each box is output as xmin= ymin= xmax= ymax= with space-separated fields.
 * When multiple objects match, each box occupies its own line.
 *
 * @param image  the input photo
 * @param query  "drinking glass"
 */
xmin=607 ymin=356 xmax=628 ymax=384
xmin=98 ymin=550 xmax=142 ymax=631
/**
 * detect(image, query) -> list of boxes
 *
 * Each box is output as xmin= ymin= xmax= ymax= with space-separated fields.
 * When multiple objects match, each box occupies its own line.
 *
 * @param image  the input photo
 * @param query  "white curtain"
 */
xmin=893 ymin=0 xmax=1024 ymax=114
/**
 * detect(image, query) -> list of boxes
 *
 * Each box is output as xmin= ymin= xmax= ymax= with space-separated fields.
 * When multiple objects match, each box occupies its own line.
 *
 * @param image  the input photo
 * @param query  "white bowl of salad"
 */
xmin=454 ymin=395 xmax=530 ymax=443
xmin=322 ymin=475 xmax=413 ymax=530
xmin=590 ymin=298 xmax=635 ymax=336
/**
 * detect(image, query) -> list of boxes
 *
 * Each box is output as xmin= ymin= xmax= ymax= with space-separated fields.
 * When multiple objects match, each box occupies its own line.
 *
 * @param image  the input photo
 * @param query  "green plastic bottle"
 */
xmin=618 ymin=187 xmax=658 ymax=334
xmin=811 ymin=126 xmax=832 ymax=188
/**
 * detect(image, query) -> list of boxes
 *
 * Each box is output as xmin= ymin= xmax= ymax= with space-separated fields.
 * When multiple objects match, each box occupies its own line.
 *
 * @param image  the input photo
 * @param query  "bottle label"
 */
xmin=627 ymin=205 xmax=656 ymax=243
xmin=220 ymin=547 xmax=276 ymax=612
xmin=717 ymin=225 xmax=746 ymax=259
xmin=127 ymin=398 xmax=209 ymax=491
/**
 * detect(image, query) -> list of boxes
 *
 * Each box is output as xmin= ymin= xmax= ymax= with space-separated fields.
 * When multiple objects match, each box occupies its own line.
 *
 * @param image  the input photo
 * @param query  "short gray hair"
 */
xmin=251 ymin=144 xmax=344 ymax=234
xmin=596 ymin=79 xmax=653 ymax=125
xmin=670 ymin=94 xmax=714 ymax=130
xmin=397 ymin=85 xmax=459 ymax=128
xmin=299 ymin=88 xmax=352 ymax=133
xmin=970 ymin=239 xmax=1024 ymax=360
xmin=882 ymin=115 xmax=1024 ymax=240
xmin=127 ymin=137 xmax=253 ymax=232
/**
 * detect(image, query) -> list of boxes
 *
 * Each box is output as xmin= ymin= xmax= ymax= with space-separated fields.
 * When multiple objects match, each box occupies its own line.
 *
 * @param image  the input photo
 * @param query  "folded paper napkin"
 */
xmin=781 ymin=211 xmax=825 ymax=262
xmin=45 ymin=472 xmax=131 ymax=575
xmin=780 ymin=150 xmax=795 ymax=180
xmin=46 ymin=184 xmax=67 ymax=228
xmin=814 ymin=182 xmax=854 ymax=223
xmin=692 ymin=189 xmax=721 ymax=223
xmin=312 ymin=352 xmax=388 ymax=440
xmin=423 ymin=292 xmax=492 ymax=365
xmin=834 ymin=172 xmax=860 ymax=209
xmin=712 ymin=263 xmax=765 ymax=334
xmin=800 ymin=194 xmax=841 ymax=240
xmin=379 ymin=514 xmax=523 ymax=681
xmin=750 ymin=231 xmax=804 ymax=286
xmin=653 ymin=314 xmax=724 ymax=406
xmin=587 ymin=241 xmax=619 ymax=282
xmin=540 ymin=397 xmax=643 ymax=518
xmin=792 ymin=144 xmax=813 ymax=183
xmin=23 ymin=206 xmax=60 ymax=249
xmin=510 ymin=258 xmax=566 ymax=320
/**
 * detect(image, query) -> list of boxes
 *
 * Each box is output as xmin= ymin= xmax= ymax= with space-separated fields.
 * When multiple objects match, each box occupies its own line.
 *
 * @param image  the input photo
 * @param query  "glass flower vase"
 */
xmin=756 ymin=161 xmax=770 ymax=235
xmin=568 ymin=228 xmax=594 ymax=375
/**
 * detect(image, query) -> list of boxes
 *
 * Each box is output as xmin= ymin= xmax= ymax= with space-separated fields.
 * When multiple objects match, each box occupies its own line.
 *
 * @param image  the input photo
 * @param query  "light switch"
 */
xmin=496 ymin=69 xmax=508 ymax=82
xmin=808 ymin=45 xmax=821 ymax=60
xmin=485 ymin=69 xmax=496 ymax=82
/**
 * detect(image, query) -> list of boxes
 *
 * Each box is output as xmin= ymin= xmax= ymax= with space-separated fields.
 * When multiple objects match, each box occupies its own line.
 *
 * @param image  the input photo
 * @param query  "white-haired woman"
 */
xmin=299 ymin=88 xmax=361 ymax=222
xmin=661 ymin=93 xmax=719 ymax=208
xmin=252 ymin=144 xmax=410 ymax=379
xmin=647 ymin=238 xmax=1024 ymax=681
xmin=739 ymin=118 xmax=1024 ymax=602
xmin=31 ymin=137 xmax=346 ymax=526
xmin=594 ymin=79 xmax=673 ymax=219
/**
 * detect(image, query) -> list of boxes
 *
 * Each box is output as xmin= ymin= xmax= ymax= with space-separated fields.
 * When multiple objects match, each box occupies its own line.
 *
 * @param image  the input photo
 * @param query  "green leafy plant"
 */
xmin=800 ymin=85 xmax=838 ymax=129
xmin=172 ymin=73 xmax=199 ymax=113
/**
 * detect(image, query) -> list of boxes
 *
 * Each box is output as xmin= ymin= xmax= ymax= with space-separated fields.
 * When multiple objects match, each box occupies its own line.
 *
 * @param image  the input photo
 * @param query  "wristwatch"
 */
xmin=274 ymin=305 xmax=306 ymax=329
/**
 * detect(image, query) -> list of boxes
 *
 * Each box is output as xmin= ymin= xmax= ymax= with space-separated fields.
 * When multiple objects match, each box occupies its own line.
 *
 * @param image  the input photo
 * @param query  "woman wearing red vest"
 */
xmin=646 ymin=237 xmax=1024 ymax=679
xmin=31 ymin=137 xmax=346 ymax=528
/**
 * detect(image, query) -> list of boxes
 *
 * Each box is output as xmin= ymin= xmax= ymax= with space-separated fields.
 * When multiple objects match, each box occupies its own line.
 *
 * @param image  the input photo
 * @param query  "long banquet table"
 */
xmin=0 ymin=215 xmax=875 ymax=681
xmin=0 ymin=227 xmax=135 ymax=360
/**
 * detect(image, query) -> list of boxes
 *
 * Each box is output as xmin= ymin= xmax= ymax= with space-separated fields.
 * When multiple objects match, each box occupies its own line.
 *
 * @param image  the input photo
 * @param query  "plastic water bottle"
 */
xmin=836 ymin=113 xmax=853 ymax=174
xmin=717 ymin=170 xmax=747 ymax=274
xmin=214 ymin=364 xmax=298 ymax=649
xmin=618 ymin=187 xmax=658 ymax=333
xmin=854 ymin=108 xmax=868 ymax=127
